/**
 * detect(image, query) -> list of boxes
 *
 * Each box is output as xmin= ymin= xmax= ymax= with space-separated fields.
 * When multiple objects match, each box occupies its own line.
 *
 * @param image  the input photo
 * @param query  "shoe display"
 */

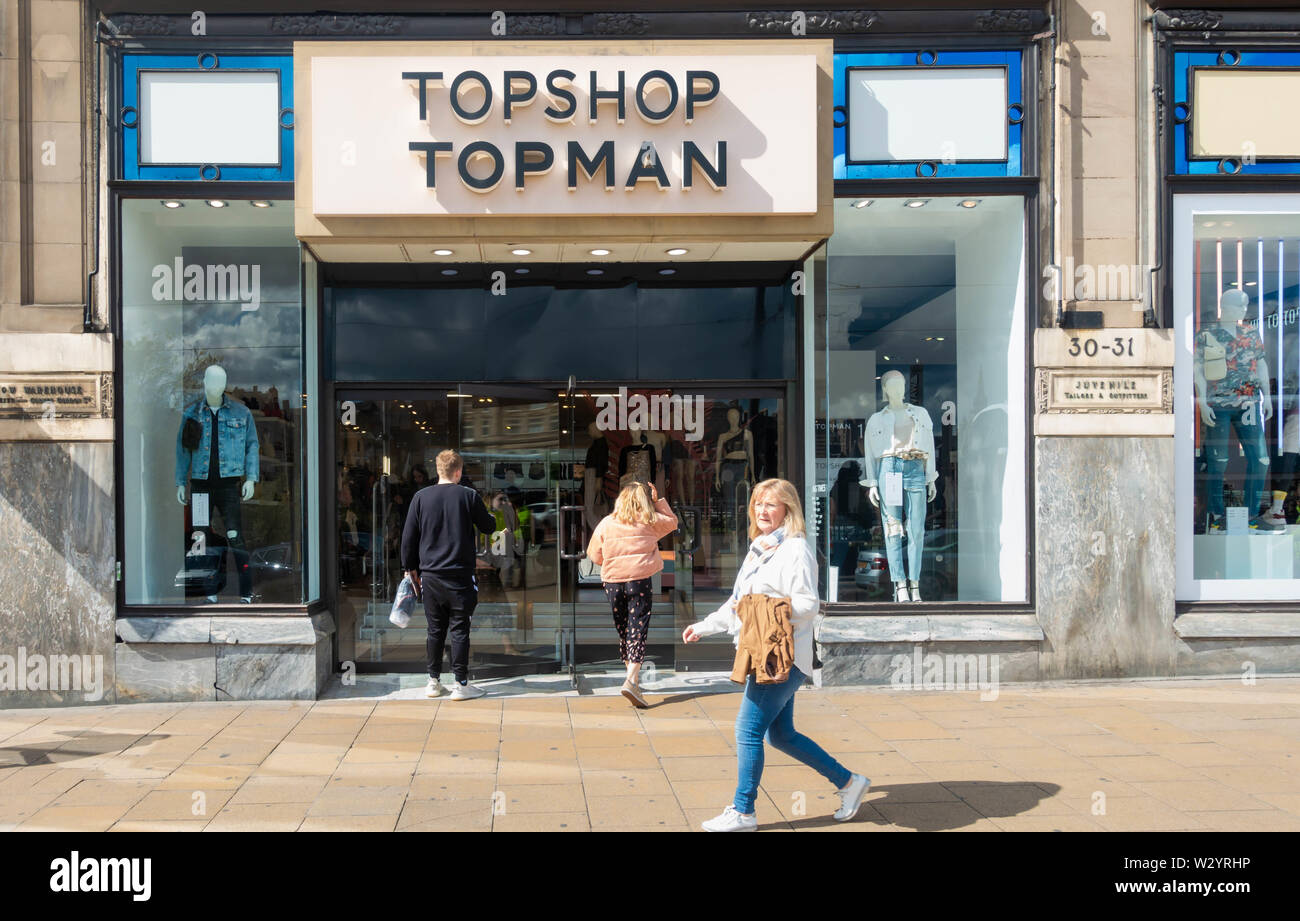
xmin=1257 ymin=491 xmax=1289 ymax=531
xmin=894 ymin=582 xmax=910 ymax=603
xmin=908 ymin=580 xmax=922 ymax=602
xmin=701 ymin=805 xmax=757 ymax=832
xmin=449 ymin=682 xmax=485 ymax=701
xmin=833 ymin=773 xmax=872 ymax=822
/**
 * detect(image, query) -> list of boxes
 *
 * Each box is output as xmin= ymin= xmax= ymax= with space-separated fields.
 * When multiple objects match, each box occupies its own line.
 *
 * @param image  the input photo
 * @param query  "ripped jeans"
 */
xmin=1203 ymin=404 xmax=1269 ymax=520
xmin=877 ymin=456 xmax=927 ymax=583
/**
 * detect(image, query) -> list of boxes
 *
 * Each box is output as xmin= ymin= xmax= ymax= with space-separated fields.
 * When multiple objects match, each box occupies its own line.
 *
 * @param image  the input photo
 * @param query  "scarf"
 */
xmin=727 ymin=527 xmax=787 ymax=612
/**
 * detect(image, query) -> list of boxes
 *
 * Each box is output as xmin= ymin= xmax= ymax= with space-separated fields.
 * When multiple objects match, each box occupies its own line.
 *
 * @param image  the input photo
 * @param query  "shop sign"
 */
xmin=1037 ymin=369 xmax=1171 ymax=414
xmin=306 ymin=50 xmax=819 ymax=217
xmin=0 ymin=374 xmax=111 ymax=419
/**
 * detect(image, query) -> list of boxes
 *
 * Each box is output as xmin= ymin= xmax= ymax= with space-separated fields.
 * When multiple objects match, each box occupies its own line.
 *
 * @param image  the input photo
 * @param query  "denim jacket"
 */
xmin=860 ymin=403 xmax=937 ymax=488
xmin=175 ymin=395 xmax=260 ymax=485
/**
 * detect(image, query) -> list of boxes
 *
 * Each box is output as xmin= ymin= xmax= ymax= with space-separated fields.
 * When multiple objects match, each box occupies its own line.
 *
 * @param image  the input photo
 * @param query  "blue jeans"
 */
xmin=878 ymin=455 xmax=927 ymax=582
xmin=1203 ymin=404 xmax=1269 ymax=519
xmin=733 ymin=667 xmax=851 ymax=814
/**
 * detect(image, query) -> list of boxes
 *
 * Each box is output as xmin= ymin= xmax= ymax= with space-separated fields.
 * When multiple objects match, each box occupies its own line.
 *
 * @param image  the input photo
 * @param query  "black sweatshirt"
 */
xmin=400 ymin=483 xmax=496 ymax=580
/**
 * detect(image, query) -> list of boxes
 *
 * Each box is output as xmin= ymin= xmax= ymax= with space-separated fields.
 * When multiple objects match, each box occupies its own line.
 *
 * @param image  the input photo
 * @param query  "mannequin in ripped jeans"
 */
xmin=860 ymin=371 xmax=937 ymax=602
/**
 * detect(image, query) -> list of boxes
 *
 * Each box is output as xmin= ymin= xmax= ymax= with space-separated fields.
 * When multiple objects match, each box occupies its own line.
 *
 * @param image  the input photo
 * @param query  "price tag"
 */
xmin=884 ymin=471 xmax=903 ymax=507
xmin=1225 ymin=506 xmax=1248 ymax=534
xmin=192 ymin=492 xmax=210 ymax=528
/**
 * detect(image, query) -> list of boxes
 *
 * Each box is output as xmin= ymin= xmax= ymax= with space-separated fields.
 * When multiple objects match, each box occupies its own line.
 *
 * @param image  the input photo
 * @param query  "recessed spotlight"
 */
xmin=666 ymin=248 xmax=688 ymax=256
xmin=936 ymin=337 xmax=945 ymax=341
xmin=924 ymin=337 xmax=934 ymax=341
xmin=851 ymin=199 xmax=873 ymax=209
xmin=205 ymin=200 xmax=227 ymax=208
xmin=440 ymin=269 xmax=458 ymax=276
xmin=161 ymin=200 xmax=184 ymax=209
xmin=432 ymin=249 xmax=454 ymax=256
xmin=514 ymin=268 xmax=529 ymax=275
xmin=884 ymin=355 xmax=891 ymax=360
xmin=904 ymin=199 xmax=928 ymax=208
xmin=1202 ymin=221 xmax=1217 ymax=228
xmin=589 ymin=248 xmax=611 ymax=256
xmin=586 ymin=269 xmax=604 ymax=275
xmin=658 ymin=268 xmax=676 ymax=276
xmin=1245 ymin=281 xmax=1257 ymax=287
xmin=250 ymin=200 xmax=272 ymax=208
xmin=511 ymin=248 xmax=532 ymax=256
xmin=957 ymin=199 xmax=980 ymax=209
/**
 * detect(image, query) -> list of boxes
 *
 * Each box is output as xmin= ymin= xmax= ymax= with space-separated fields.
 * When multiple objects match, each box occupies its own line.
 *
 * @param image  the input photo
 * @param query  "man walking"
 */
xmin=401 ymin=449 xmax=496 ymax=700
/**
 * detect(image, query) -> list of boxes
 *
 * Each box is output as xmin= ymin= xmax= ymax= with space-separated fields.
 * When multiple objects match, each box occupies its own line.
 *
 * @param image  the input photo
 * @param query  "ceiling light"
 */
xmin=958 ymin=199 xmax=980 ymax=209
xmin=904 ymin=199 xmax=928 ymax=208
xmin=658 ymin=268 xmax=676 ymax=275
xmin=514 ymin=268 xmax=529 ymax=275
xmin=250 ymin=200 xmax=272 ymax=208
xmin=884 ymin=355 xmax=891 ymax=360
xmin=666 ymin=248 xmax=688 ymax=256
xmin=589 ymin=248 xmax=611 ymax=256
xmin=586 ymin=269 xmax=604 ymax=275
xmin=161 ymin=200 xmax=184 ymax=209
xmin=441 ymin=269 xmax=458 ymax=276
xmin=433 ymin=249 xmax=454 ymax=256
xmin=1245 ymin=281 xmax=1257 ymax=287
xmin=205 ymin=200 xmax=227 ymax=208
xmin=936 ymin=337 xmax=945 ymax=341
xmin=851 ymin=199 xmax=873 ymax=209
xmin=511 ymin=248 xmax=532 ymax=256
xmin=1202 ymin=221 xmax=1217 ymax=228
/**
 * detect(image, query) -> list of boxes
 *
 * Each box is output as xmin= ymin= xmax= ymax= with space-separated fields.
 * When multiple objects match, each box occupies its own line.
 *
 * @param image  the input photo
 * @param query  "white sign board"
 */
xmin=847 ymin=66 xmax=1007 ymax=163
xmin=141 ymin=70 xmax=280 ymax=165
xmin=309 ymin=54 xmax=819 ymax=217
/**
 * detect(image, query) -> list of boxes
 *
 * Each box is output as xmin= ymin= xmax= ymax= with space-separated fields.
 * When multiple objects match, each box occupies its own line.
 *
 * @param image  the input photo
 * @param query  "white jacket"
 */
xmin=861 ymin=403 xmax=937 ymax=488
xmin=692 ymin=536 xmax=820 ymax=679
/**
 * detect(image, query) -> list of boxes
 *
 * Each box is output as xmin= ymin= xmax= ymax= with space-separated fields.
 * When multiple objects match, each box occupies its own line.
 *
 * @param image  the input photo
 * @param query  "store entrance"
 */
xmin=331 ymin=383 xmax=785 ymax=682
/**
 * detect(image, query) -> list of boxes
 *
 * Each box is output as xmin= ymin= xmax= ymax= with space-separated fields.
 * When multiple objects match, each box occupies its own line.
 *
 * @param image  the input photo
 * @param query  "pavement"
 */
xmin=2 ymin=673 xmax=1300 ymax=832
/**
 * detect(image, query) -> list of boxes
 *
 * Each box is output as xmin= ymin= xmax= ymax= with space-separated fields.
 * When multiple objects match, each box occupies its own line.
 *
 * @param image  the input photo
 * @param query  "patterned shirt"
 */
xmin=1199 ymin=324 xmax=1266 ymax=405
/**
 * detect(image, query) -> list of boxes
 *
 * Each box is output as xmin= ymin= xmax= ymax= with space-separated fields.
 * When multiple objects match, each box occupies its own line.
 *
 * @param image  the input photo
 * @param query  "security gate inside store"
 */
xmin=331 ymin=382 xmax=785 ymax=684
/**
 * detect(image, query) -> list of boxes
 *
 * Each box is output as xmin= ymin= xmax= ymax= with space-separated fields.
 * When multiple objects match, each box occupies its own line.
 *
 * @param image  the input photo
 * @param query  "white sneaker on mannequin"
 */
xmin=908 ymin=580 xmax=922 ymax=602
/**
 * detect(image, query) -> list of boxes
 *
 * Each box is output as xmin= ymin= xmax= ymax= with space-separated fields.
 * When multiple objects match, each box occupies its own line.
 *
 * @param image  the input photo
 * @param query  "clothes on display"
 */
xmin=1198 ymin=325 xmax=1267 ymax=406
xmin=175 ymin=394 xmax=260 ymax=485
xmin=618 ymin=442 xmax=658 ymax=484
xmin=877 ymin=455 xmax=928 ymax=586
xmin=1203 ymin=405 xmax=1269 ymax=522
xmin=190 ymin=475 xmax=253 ymax=597
xmin=860 ymin=404 xmax=937 ymax=489
xmin=718 ymin=458 xmax=749 ymax=530
xmin=585 ymin=436 xmax=610 ymax=479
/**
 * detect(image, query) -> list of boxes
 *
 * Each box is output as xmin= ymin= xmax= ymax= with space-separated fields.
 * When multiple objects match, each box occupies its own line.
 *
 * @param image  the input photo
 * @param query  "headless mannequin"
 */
xmin=583 ymin=422 xmax=609 ymax=531
xmin=865 ymin=371 xmax=936 ymax=602
xmin=177 ymin=365 xmax=255 ymax=505
xmin=1194 ymin=287 xmax=1274 ymax=525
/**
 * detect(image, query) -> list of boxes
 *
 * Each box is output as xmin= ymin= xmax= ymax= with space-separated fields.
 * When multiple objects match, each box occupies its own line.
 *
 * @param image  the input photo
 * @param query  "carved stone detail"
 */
xmin=744 ymin=10 xmax=878 ymax=33
xmin=1163 ymin=10 xmax=1224 ymax=31
xmin=268 ymin=15 xmax=405 ymax=36
xmin=110 ymin=15 xmax=173 ymax=36
xmin=975 ymin=10 xmax=1035 ymax=32
xmin=507 ymin=15 xmax=564 ymax=36
xmin=593 ymin=12 xmax=651 ymax=35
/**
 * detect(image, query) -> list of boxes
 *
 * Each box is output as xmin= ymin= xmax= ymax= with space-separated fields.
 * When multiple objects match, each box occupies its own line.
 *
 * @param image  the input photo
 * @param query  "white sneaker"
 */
xmin=425 ymin=677 xmax=447 ymax=698
xmin=701 ymin=805 xmax=757 ymax=832
xmin=833 ymin=773 xmax=871 ymax=822
xmin=449 ymin=682 xmax=485 ymax=701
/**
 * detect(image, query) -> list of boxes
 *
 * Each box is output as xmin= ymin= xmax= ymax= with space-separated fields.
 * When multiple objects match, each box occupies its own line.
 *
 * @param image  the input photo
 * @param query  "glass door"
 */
xmin=335 ymin=390 xmax=456 ymax=668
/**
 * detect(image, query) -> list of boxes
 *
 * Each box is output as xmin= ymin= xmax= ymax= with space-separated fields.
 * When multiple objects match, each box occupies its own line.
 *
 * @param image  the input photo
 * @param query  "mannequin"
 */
xmin=619 ymin=425 xmax=659 ymax=486
xmin=583 ymin=422 xmax=610 ymax=530
xmin=713 ymin=408 xmax=754 ymax=538
xmin=175 ymin=364 xmax=260 ymax=602
xmin=859 ymin=370 xmax=937 ymax=602
xmin=1194 ymin=287 xmax=1273 ymax=529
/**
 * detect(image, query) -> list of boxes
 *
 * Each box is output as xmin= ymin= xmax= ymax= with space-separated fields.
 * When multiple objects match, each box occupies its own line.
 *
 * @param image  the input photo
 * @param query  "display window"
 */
xmin=120 ymin=198 xmax=306 ymax=605
xmin=1175 ymin=194 xmax=1300 ymax=600
xmin=815 ymin=195 xmax=1028 ymax=604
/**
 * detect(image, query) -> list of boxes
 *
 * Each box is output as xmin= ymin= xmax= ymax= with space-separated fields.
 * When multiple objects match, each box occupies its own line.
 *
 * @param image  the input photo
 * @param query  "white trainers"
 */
xmin=620 ymin=680 xmax=649 ymax=709
xmin=833 ymin=773 xmax=871 ymax=822
xmin=449 ymin=682 xmax=485 ymax=701
xmin=702 ymin=805 xmax=758 ymax=832
xmin=425 ymin=677 xmax=446 ymax=698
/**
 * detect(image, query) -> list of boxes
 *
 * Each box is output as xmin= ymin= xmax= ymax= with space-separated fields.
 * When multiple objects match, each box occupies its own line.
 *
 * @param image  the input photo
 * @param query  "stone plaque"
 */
xmin=0 ymin=373 xmax=111 ymax=418
xmin=1037 ymin=368 xmax=1171 ymax=414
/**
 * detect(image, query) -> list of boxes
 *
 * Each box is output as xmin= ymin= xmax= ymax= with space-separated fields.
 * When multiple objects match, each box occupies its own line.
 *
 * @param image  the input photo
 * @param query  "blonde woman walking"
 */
xmin=683 ymin=478 xmax=870 ymax=830
xmin=587 ymin=481 xmax=678 ymax=707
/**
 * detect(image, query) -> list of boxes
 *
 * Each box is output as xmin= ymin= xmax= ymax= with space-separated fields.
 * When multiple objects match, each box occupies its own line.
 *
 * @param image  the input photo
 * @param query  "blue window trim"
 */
xmin=120 ymin=53 xmax=293 ymax=182
xmin=1174 ymin=50 xmax=1300 ymax=176
xmin=833 ymin=50 xmax=1023 ymax=180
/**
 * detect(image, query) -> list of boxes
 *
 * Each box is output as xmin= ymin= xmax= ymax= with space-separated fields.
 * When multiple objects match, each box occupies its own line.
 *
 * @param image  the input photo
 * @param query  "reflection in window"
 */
xmin=121 ymin=199 xmax=304 ymax=605
xmin=818 ymin=196 xmax=1027 ymax=603
xmin=1189 ymin=217 xmax=1300 ymax=584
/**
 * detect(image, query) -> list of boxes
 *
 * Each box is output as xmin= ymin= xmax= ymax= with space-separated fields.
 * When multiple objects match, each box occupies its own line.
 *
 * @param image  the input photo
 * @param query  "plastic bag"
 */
xmin=389 ymin=574 xmax=416 ymax=628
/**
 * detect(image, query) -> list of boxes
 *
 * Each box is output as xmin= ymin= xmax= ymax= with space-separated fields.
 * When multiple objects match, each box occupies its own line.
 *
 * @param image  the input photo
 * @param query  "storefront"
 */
xmin=97 ymin=5 xmax=1052 ymax=699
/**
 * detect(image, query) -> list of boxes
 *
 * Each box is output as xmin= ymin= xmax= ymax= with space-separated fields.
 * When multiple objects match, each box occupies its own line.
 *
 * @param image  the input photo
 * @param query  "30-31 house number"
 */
xmin=1068 ymin=336 xmax=1134 ymax=359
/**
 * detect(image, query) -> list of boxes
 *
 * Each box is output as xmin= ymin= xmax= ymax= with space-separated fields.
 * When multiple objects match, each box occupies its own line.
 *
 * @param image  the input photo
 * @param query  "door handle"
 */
xmin=559 ymin=504 xmax=586 ymax=560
